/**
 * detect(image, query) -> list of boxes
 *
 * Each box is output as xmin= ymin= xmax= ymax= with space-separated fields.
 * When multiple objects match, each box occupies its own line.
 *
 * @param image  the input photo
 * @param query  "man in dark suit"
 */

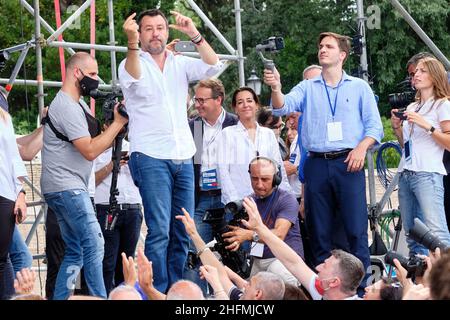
xmin=185 ymin=78 xmax=238 ymax=292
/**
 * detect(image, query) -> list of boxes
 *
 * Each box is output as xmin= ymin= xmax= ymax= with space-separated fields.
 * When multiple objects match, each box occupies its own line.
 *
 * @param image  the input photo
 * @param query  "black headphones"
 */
xmin=248 ymin=155 xmax=282 ymax=187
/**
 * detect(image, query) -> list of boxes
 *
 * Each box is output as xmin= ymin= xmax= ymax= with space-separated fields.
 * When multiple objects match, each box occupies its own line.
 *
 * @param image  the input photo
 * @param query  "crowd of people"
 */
xmin=1 ymin=8 xmax=450 ymax=301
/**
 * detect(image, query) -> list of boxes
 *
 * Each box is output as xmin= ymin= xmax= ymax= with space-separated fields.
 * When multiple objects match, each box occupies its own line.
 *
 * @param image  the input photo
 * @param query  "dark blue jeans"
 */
xmin=96 ymin=204 xmax=143 ymax=294
xmin=44 ymin=189 xmax=106 ymax=300
xmin=304 ymin=155 xmax=370 ymax=280
xmin=128 ymin=152 xmax=194 ymax=293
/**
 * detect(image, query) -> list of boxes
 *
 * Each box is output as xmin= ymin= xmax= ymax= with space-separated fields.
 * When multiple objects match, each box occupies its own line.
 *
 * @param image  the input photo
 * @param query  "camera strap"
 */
xmin=43 ymin=103 xmax=101 ymax=143
xmin=260 ymin=188 xmax=280 ymax=227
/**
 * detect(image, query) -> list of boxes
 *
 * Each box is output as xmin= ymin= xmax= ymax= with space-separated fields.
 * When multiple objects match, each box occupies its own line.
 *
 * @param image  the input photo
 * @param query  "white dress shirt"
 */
xmin=199 ymin=108 xmax=226 ymax=188
xmin=288 ymin=134 xmax=302 ymax=198
xmin=118 ymin=50 xmax=223 ymax=160
xmin=217 ymin=121 xmax=293 ymax=205
xmin=94 ymin=140 xmax=142 ymax=205
xmin=0 ymin=114 xmax=27 ymax=201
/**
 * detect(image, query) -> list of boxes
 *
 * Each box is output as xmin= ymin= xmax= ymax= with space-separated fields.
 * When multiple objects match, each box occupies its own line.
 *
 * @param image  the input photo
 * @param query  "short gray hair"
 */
xmin=166 ymin=280 xmax=205 ymax=300
xmin=302 ymin=65 xmax=322 ymax=79
xmin=253 ymin=272 xmax=285 ymax=300
xmin=108 ymin=285 xmax=142 ymax=300
xmin=331 ymin=249 xmax=365 ymax=294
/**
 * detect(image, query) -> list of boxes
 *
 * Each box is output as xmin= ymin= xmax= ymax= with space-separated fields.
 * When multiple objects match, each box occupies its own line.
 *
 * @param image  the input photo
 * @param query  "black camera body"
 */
xmin=388 ymin=78 xmax=416 ymax=110
xmin=255 ymin=36 xmax=284 ymax=71
xmin=203 ymin=203 xmax=251 ymax=278
xmin=256 ymin=37 xmax=285 ymax=53
xmin=89 ymin=89 xmax=128 ymax=124
xmin=384 ymin=251 xmax=427 ymax=279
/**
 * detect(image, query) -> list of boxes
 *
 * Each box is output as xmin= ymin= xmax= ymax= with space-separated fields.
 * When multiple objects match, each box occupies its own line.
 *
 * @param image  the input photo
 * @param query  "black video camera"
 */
xmin=255 ymin=36 xmax=284 ymax=71
xmin=384 ymin=251 xmax=427 ymax=280
xmin=407 ymin=218 xmax=449 ymax=253
xmin=89 ymin=89 xmax=128 ymax=124
xmin=202 ymin=202 xmax=251 ymax=278
xmin=388 ymin=78 xmax=416 ymax=110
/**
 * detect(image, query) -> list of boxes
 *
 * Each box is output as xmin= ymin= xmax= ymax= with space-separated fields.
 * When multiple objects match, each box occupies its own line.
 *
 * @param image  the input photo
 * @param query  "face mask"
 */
xmin=78 ymin=69 xmax=99 ymax=96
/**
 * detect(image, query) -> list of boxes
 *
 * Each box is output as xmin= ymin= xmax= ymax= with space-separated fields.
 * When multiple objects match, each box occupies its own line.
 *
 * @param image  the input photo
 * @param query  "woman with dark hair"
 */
xmin=217 ymin=87 xmax=292 ymax=206
xmin=391 ymin=57 xmax=450 ymax=257
xmin=0 ymin=107 xmax=28 ymax=299
xmin=257 ymin=107 xmax=288 ymax=160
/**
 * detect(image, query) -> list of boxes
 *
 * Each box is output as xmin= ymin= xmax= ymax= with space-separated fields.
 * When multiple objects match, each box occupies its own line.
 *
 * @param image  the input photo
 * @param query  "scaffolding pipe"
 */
xmin=47 ymin=0 xmax=92 ymax=44
xmin=234 ymin=0 xmax=245 ymax=87
xmin=20 ymin=0 xmax=76 ymax=56
xmin=390 ymin=0 xmax=450 ymax=70
xmin=34 ymin=0 xmax=45 ymax=119
xmin=107 ymin=0 xmax=118 ymax=88
xmin=0 ymin=78 xmax=114 ymax=90
xmin=185 ymin=0 xmax=236 ymax=55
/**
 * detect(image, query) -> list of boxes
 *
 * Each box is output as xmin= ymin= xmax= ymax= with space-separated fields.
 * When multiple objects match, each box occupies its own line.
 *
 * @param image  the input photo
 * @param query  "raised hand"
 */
xmin=121 ymin=252 xmax=137 ymax=287
xmin=14 ymin=268 xmax=36 ymax=295
xmin=123 ymin=13 xmax=140 ymax=44
xmin=169 ymin=11 xmax=198 ymax=38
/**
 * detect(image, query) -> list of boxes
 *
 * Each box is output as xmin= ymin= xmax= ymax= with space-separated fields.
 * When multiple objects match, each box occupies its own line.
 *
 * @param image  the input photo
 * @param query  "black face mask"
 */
xmin=78 ymin=69 xmax=99 ymax=97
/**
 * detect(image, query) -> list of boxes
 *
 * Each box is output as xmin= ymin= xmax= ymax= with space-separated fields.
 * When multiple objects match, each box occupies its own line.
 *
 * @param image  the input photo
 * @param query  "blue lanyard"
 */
xmin=322 ymin=75 xmax=343 ymax=120
xmin=260 ymin=189 xmax=278 ymax=223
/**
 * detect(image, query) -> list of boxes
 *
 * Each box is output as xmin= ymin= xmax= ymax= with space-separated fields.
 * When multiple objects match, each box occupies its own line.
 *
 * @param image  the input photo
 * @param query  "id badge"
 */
xmin=201 ymin=169 xmax=219 ymax=190
xmin=250 ymin=242 xmax=264 ymax=257
xmin=404 ymin=140 xmax=412 ymax=164
xmin=289 ymin=153 xmax=297 ymax=164
xmin=327 ymin=122 xmax=343 ymax=142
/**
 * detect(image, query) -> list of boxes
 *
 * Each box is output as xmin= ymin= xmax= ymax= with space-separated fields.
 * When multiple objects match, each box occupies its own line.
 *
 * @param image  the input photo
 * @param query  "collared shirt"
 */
xmin=0 ymin=113 xmax=28 ymax=201
xmin=288 ymin=135 xmax=302 ymax=198
xmin=94 ymin=140 xmax=142 ymax=205
xmin=217 ymin=121 xmax=293 ymax=205
xmin=272 ymin=72 xmax=383 ymax=152
xmin=118 ymin=50 xmax=223 ymax=160
xmin=399 ymin=98 xmax=450 ymax=175
xmin=201 ymin=108 xmax=226 ymax=173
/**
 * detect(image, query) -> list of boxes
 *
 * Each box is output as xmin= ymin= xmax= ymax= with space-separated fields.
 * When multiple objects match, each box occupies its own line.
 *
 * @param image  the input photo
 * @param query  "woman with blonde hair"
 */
xmin=0 ymin=104 xmax=28 ymax=299
xmin=391 ymin=57 xmax=450 ymax=257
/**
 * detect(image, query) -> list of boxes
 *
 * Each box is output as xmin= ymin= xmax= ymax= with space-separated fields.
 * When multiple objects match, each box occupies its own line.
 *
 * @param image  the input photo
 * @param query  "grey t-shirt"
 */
xmin=41 ymin=90 xmax=92 ymax=194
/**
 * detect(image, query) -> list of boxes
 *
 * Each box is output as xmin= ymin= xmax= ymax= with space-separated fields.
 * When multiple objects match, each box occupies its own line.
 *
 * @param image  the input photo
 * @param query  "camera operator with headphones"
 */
xmin=222 ymin=156 xmax=304 ymax=286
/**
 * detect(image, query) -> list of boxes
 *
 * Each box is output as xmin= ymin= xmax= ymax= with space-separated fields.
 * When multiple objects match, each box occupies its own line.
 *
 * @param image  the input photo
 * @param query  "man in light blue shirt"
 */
xmin=264 ymin=32 xmax=383 ymax=295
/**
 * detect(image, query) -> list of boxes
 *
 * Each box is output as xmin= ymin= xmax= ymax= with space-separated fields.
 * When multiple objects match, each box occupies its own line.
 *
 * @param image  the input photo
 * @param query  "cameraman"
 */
xmin=222 ymin=156 xmax=303 ymax=285
xmin=94 ymin=125 xmax=142 ymax=295
xmin=41 ymin=52 xmax=128 ymax=299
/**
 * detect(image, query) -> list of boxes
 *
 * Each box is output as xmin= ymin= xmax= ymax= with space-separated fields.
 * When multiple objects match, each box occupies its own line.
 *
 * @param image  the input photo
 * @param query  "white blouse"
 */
xmin=0 ymin=113 xmax=27 ymax=201
xmin=217 ymin=121 xmax=293 ymax=205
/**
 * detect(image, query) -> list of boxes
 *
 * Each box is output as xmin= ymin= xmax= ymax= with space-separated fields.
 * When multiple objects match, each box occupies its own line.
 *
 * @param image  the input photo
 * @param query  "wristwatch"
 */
xmin=427 ymin=126 xmax=435 ymax=135
xmin=252 ymin=231 xmax=260 ymax=242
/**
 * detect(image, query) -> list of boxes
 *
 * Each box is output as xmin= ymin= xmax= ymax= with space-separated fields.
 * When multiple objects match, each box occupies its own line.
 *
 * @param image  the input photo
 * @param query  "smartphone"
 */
xmin=174 ymin=41 xmax=197 ymax=52
xmin=393 ymin=111 xmax=407 ymax=121
xmin=17 ymin=208 xmax=23 ymax=223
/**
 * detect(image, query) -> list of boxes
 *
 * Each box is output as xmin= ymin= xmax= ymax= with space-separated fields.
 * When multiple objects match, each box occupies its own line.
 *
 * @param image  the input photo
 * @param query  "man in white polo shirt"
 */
xmin=119 ymin=9 xmax=221 ymax=293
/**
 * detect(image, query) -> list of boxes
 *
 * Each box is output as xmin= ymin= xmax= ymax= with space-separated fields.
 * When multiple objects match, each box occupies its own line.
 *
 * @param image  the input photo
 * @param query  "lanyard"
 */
xmin=260 ymin=189 xmax=279 ymax=226
xmin=322 ymin=75 xmax=343 ymax=120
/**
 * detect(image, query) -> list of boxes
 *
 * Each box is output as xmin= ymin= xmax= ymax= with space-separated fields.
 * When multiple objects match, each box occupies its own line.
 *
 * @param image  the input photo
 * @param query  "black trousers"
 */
xmin=0 ymin=195 xmax=15 ymax=300
xmin=45 ymin=200 xmax=94 ymax=299
xmin=444 ymin=175 xmax=450 ymax=232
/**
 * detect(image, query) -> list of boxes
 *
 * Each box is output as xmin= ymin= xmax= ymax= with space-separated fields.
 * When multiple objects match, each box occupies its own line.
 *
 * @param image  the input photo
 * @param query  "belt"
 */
xmin=97 ymin=203 xmax=141 ymax=211
xmin=309 ymin=148 xmax=352 ymax=160
xmin=199 ymin=189 xmax=222 ymax=197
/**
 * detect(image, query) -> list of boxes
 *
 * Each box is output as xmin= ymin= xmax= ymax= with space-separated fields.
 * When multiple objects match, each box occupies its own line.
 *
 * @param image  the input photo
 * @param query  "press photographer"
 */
xmin=221 ymin=156 xmax=303 ymax=285
xmin=41 ymin=52 xmax=128 ymax=300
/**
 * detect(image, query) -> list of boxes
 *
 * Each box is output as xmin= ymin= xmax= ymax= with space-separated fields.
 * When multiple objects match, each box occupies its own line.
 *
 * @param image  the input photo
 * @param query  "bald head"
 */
xmin=108 ymin=285 xmax=142 ymax=300
xmin=66 ymin=52 xmax=96 ymax=72
xmin=166 ymin=280 xmax=205 ymax=300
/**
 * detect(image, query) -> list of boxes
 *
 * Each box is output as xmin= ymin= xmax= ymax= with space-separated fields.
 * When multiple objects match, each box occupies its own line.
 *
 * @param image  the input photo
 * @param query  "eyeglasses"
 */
xmin=193 ymin=96 xmax=216 ymax=105
xmin=270 ymin=121 xmax=285 ymax=130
